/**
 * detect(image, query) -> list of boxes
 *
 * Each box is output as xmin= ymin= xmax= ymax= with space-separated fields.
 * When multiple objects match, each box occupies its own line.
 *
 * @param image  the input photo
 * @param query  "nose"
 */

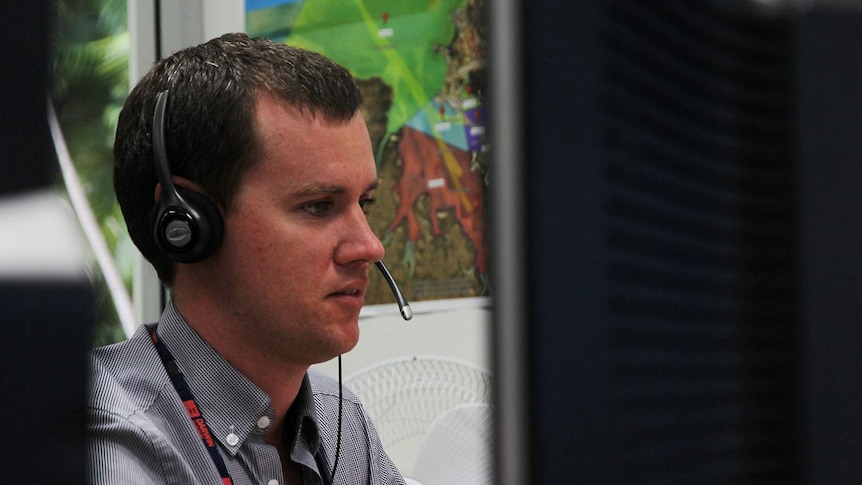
xmin=335 ymin=206 xmax=386 ymax=266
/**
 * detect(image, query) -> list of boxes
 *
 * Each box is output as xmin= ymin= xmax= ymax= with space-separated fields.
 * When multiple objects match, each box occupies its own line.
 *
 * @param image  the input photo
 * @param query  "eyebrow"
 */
xmin=294 ymin=179 xmax=380 ymax=197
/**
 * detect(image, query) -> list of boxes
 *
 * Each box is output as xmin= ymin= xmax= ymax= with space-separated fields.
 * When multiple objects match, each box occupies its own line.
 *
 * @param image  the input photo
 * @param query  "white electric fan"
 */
xmin=345 ymin=356 xmax=494 ymax=485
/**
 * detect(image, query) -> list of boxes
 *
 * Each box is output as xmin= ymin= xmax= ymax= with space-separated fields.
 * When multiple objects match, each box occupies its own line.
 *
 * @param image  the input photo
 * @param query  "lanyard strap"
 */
xmin=147 ymin=325 xmax=234 ymax=485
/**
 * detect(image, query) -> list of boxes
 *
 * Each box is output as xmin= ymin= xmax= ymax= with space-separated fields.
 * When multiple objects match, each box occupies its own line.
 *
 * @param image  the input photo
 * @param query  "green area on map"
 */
xmin=247 ymin=0 xmax=463 ymax=137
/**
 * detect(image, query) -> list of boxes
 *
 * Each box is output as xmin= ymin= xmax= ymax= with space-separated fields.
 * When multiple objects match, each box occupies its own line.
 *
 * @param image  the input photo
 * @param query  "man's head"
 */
xmin=114 ymin=33 xmax=363 ymax=285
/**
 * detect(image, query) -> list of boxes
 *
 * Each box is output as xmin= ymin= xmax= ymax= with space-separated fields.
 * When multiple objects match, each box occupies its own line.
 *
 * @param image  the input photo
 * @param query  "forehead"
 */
xmin=246 ymin=93 xmax=376 ymax=190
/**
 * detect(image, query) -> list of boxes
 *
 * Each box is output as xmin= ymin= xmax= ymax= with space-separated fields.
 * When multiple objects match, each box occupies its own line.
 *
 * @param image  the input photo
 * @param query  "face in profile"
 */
xmin=203 ymin=93 xmax=385 ymax=367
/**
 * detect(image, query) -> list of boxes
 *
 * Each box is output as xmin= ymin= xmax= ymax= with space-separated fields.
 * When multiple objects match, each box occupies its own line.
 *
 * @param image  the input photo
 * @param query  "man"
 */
xmin=88 ymin=32 xmax=406 ymax=485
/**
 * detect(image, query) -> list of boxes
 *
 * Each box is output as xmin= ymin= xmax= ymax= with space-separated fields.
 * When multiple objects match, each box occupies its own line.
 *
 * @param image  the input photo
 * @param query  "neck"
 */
xmin=170 ymin=287 xmax=308 ymax=426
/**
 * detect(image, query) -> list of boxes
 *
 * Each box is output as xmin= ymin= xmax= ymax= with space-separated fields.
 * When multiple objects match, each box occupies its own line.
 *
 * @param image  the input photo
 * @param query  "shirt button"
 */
xmin=257 ymin=416 xmax=271 ymax=429
xmin=268 ymin=480 xmax=279 ymax=485
xmin=226 ymin=433 xmax=239 ymax=446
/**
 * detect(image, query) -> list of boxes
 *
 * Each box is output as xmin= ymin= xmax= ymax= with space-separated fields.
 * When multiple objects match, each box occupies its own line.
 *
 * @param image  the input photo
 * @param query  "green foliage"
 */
xmin=51 ymin=0 xmax=131 ymax=347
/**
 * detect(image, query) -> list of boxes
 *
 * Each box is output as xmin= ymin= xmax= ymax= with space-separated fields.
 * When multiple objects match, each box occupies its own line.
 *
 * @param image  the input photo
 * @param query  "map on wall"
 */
xmin=245 ymin=0 xmax=490 ymax=308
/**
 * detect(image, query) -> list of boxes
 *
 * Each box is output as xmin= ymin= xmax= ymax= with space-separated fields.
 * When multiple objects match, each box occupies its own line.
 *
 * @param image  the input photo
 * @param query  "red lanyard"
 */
xmin=147 ymin=325 xmax=234 ymax=485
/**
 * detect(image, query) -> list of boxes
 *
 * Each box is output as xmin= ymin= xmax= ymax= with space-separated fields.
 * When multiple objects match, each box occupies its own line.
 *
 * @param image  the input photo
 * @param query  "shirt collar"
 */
xmin=285 ymin=373 xmax=322 ymax=457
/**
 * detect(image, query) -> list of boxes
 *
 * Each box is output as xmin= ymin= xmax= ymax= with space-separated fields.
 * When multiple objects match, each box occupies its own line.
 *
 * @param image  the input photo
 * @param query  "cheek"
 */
xmin=231 ymin=223 xmax=328 ymax=277
xmin=218 ymin=217 xmax=283 ymax=277
xmin=223 ymin=202 xmax=336 ymax=273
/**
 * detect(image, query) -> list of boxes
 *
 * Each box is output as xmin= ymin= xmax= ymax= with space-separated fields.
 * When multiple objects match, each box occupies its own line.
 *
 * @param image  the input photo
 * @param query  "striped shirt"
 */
xmin=87 ymin=302 xmax=405 ymax=485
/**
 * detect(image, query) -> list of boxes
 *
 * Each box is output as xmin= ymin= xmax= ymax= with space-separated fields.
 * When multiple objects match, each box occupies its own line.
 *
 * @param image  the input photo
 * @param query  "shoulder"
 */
xmin=308 ymin=367 xmax=362 ymax=405
xmin=306 ymin=371 xmax=407 ymax=484
xmin=88 ymin=325 xmax=167 ymax=418
xmin=87 ymin=327 xmax=201 ymax=484
xmin=306 ymin=368 xmax=370 ymax=429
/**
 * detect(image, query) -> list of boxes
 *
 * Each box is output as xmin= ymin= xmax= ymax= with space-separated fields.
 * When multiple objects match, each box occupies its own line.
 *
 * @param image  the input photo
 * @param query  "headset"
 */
xmin=150 ymin=89 xmax=224 ymax=263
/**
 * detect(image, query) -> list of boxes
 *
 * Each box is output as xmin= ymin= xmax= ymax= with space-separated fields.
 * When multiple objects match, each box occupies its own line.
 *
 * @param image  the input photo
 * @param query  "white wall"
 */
xmin=315 ymin=302 xmax=492 ymax=379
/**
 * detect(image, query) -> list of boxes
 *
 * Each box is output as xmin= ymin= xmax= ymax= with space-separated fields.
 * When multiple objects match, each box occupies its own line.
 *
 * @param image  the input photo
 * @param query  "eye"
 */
xmin=359 ymin=197 xmax=376 ymax=215
xmin=301 ymin=200 xmax=333 ymax=217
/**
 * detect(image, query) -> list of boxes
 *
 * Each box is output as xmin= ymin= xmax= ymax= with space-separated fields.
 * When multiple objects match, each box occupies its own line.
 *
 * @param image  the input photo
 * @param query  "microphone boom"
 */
xmin=375 ymin=260 xmax=413 ymax=321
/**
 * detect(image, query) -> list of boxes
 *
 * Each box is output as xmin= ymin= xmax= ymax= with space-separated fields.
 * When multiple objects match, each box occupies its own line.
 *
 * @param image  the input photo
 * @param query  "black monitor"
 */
xmin=0 ymin=1 xmax=52 ymax=195
xmin=488 ymin=1 xmax=862 ymax=484
xmin=0 ymin=2 xmax=90 ymax=482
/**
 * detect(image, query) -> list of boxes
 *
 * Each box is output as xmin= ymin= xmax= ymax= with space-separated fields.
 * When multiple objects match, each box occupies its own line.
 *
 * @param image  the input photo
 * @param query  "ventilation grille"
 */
xmin=599 ymin=1 xmax=799 ymax=483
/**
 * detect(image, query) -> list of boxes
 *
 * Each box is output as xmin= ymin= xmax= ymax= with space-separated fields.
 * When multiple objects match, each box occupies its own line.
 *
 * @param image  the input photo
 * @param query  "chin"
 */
xmin=331 ymin=318 xmax=361 ymax=354
xmin=340 ymin=329 xmax=361 ymax=354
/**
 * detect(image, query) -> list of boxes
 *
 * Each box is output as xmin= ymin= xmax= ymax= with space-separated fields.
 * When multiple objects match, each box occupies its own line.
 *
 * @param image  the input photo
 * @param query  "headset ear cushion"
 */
xmin=152 ymin=186 xmax=224 ymax=263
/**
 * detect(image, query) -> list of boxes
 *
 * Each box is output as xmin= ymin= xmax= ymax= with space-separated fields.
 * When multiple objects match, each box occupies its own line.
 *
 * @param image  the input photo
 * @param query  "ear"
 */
xmin=151 ymin=177 xmax=224 ymax=263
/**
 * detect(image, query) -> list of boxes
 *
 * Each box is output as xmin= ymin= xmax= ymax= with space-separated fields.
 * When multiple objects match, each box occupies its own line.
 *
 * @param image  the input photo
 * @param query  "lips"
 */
xmin=325 ymin=285 xmax=366 ymax=315
xmin=326 ymin=280 xmax=367 ymax=300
